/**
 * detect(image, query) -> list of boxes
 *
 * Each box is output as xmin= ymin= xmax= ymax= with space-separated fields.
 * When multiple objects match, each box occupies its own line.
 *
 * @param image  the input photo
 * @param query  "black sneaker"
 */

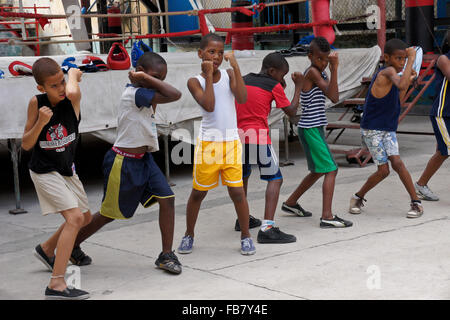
xmin=234 ymin=215 xmax=262 ymax=231
xmin=257 ymin=227 xmax=297 ymax=244
xmin=320 ymin=215 xmax=353 ymax=228
xmin=281 ymin=202 xmax=312 ymax=217
xmin=70 ymin=245 xmax=92 ymax=266
xmin=155 ymin=251 xmax=182 ymax=274
xmin=34 ymin=244 xmax=54 ymax=271
xmin=45 ymin=286 xmax=90 ymax=300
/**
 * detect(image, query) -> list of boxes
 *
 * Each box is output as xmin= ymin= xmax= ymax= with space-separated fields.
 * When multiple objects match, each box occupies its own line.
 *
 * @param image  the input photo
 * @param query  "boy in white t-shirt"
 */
xmin=177 ymin=33 xmax=256 ymax=255
xmin=71 ymin=52 xmax=184 ymax=274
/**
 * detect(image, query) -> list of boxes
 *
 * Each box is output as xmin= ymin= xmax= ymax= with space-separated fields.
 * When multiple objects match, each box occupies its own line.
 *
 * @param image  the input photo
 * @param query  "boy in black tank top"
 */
xmin=22 ymin=58 xmax=91 ymax=299
xmin=349 ymin=39 xmax=424 ymax=219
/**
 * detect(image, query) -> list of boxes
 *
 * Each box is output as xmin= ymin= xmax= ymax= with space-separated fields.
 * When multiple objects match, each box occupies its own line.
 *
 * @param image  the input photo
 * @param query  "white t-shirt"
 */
xmin=114 ymin=84 xmax=159 ymax=152
xmin=195 ymin=69 xmax=239 ymax=141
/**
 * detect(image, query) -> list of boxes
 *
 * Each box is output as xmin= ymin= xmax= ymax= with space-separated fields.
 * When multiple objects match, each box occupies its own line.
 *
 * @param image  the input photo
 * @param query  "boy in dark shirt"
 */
xmin=23 ymin=58 xmax=91 ymax=299
xmin=349 ymin=39 xmax=423 ymax=218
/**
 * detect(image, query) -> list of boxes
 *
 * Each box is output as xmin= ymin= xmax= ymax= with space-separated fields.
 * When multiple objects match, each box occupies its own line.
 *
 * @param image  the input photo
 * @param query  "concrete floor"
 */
xmin=0 ymin=114 xmax=449 ymax=300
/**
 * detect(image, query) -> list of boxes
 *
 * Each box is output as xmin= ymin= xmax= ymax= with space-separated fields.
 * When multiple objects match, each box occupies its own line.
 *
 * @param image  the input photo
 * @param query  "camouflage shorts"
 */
xmin=361 ymin=129 xmax=399 ymax=165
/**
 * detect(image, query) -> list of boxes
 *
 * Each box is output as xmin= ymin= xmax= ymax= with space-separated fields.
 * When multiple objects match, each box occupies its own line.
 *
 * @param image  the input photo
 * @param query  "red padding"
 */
xmin=107 ymin=42 xmax=130 ymax=70
xmin=8 ymin=61 xmax=33 ymax=76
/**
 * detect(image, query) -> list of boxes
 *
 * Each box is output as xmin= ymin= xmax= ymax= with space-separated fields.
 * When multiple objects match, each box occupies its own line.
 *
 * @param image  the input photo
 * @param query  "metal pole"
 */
xmin=8 ymin=139 xmax=27 ymax=214
xmin=279 ymin=115 xmax=294 ymax=167
xmin=164 ymin=133 xmax=175 ymax=186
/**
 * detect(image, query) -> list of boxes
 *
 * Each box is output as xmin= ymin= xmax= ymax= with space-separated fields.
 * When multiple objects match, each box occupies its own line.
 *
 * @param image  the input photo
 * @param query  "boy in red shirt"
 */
xmin=235 ymin=52 xmax=303 ymax=243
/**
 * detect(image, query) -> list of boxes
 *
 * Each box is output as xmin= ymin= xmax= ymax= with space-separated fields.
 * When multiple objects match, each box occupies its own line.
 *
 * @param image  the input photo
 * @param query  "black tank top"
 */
xmin=28 ymin=94 xmax=80 ymax=176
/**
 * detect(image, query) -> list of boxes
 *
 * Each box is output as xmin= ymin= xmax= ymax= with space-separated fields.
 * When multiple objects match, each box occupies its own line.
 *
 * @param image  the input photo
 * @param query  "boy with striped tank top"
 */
xmin=349 ymin=39 xmax=424 ymax=218
xmin=177 ymin=33 xmax=256 ymax=255
xmin=282 ymin=37 xmax=353 ymax=228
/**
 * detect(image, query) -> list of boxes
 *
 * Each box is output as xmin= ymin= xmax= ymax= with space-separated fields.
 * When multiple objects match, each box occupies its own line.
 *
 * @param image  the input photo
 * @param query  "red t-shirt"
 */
xmin=236 ymin=73 xmax=291 ymax=144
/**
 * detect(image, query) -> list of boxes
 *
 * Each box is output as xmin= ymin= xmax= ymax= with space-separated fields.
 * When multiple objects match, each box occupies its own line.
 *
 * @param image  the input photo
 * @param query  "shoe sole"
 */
xmin=348 ymin=208 xmax=361 ymax=214
xmin=257 ymin=238 xmax=297 ymax=244
xmin=69 ymin=257 xmax=92 ymax=266
xmin=34 ymin=251 xmax=53 ymax=272
xmin=240 ymin=250 xmax=256 ymax=255
xmin=320 ymin=223 xmax=353 ymax=228
xmin=281 ymin=206 xmax=312 ymax=217
xmin=45 ymin=293 xmax=90 ymax=300
xmin=406 ymin=213 xmax=423 ymax=218
xmin=416 ymin=193 xmax=439 ymax=201
xmin=156 ymin=264 xmax=182 ymax=275
xmin=177 ymin=249 xmax=192 ymax=254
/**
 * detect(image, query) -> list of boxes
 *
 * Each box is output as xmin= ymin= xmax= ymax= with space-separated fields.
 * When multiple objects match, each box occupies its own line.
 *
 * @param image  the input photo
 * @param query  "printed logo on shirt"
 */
xmin=39 ymin=123 xmax=76 ymax=152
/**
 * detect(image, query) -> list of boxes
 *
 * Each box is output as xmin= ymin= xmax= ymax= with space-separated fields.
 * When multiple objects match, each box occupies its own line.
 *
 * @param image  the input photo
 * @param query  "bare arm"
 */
xmin=282 ymin=72 xmax=304 ymax=117
xmin=437 ymin=54 xmax=450 ymax=80
xmin=21 ymin=97 xmax=53 ymax=151
xmin=308 ymin=52 xmax=339 ymax=103
xmin=65 ymin=68 xmax=82 ymax=119
xmin=129 ymin=71 xmax=182 ymax=104
xmin=187 ymin=61 xmax=215 ymax=112
xmin=225 ymin=51 xmax=247 ymax=104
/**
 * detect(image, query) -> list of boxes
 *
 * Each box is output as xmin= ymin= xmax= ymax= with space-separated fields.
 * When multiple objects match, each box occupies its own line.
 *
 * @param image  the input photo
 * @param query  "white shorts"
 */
xmin=29 ymin=170 xmax=90 ymax=215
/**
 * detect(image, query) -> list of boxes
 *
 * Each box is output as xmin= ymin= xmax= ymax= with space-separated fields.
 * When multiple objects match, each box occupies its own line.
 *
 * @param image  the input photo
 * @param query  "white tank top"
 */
xmin=195 ymin=69 xmax=239 ymax=141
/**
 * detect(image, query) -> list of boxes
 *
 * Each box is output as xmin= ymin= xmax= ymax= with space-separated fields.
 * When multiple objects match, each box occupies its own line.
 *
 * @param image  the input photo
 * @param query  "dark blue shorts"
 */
xmin=430 ymin=116 xmax=450 ymax=156
xmin=100 ymin=148 xmax=174 ymax=219
xmin=242 ymin=144 xmax=282 ymax=181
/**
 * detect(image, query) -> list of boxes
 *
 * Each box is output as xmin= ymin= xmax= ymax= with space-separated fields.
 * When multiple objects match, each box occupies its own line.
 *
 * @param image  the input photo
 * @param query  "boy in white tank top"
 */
xmin=177 ymin=33 xmax=256 ymax=255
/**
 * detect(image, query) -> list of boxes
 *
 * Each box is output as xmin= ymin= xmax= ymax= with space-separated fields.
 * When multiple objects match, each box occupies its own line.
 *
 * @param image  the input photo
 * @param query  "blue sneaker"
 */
xmin=240 ymin=237 xmax=256 ymax=255
xmin=177 ymin=235 xmax=194 ymax=254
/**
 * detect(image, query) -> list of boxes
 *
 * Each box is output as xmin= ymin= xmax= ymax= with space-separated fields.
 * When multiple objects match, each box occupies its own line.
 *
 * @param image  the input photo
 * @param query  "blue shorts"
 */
xmin=430 ymin=116 xmax=450 ymax=156
xmin=100 ymin=148 xmax=174 ymax=219
xmin=242 ymin=144 xmax=282 ymax=181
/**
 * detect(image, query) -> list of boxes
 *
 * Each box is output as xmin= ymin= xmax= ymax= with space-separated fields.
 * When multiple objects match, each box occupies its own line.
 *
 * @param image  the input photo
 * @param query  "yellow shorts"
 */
xmin=193 ymin=139 xmax=243 ymax=191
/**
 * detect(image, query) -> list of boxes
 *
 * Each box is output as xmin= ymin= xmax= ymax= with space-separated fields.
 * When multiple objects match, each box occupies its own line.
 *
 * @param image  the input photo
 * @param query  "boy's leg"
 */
xmin=185 ymin=189 xmax=208 ymax=238
xmin=40 ymin=210 xmax=94 ymax=263
xmin=351 ymin=130 xmax=393 ymax=212
xmin=227 ymin=186 xmax=251 ymax=239
xmin=320 ymin=170 xmax=352 ymax=228
xmin=322 ymin=170 xmax=337 ymax=220
xmin=155 ymin=196 xmax=182 ymax=274
xmin=74 ymin=212 xmax=114 ymax=247
xmin=389 ymin=155 xmax=424 ymax=218
xmin=264 ymin=179 xmax=282 ymax=221
xmin=284 ymin=172 xmax=323 ymax=207
xmin=49 ymin=207 xmax=86 ymax=291
xmin=417 ymin=150 xmax=448 ymax=186
xmin=157 ymin=197 xmax=175 ymax=253
xmin=416 ymin=116 xmax=450 ymax=200
xmin=355 ymin=163 xmax=390 ymax=198
xmin=389 ymin=155 xmax=419 ymax=201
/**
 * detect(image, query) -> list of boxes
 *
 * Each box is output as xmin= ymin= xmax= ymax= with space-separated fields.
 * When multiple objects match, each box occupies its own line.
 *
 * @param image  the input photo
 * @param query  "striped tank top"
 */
xmin=298 ymin=70 xmax=328 ymax=128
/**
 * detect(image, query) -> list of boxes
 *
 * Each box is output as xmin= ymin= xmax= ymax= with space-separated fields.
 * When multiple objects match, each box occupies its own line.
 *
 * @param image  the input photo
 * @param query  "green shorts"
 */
xmin=298 ymin=126 xmax=337 ymax=173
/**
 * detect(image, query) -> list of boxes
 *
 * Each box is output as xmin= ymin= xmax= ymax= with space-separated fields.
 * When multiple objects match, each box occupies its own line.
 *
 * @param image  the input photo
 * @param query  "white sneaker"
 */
xmin=349 ymin=195 xmax=366 ymax=214
xmin=415 ymin=182 xmax=439 ymax=201
xmin=407 ymin=201 xmax=424 ymax=218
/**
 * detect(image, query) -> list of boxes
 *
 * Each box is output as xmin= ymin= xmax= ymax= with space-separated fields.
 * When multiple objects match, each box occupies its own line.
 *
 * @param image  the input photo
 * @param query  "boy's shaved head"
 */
xmin=262 ymin=52 xmax=289 ymax=72
xmin=32 ymin=57 xmax=62 ymax=85
xmin=136 ymin=51 xmax=166 ymax=71
xmin=384 ymin=38 xmax=408 ymax=55
xmin=309 ymin=36 xmax=331 ymax=54
xmin=199 ymin=33 xmax=224 ymax=49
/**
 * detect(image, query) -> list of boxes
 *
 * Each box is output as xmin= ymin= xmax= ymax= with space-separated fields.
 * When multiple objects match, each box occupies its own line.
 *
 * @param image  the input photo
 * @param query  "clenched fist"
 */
xmin=38 ymin=106 xmax=53 ymax=126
